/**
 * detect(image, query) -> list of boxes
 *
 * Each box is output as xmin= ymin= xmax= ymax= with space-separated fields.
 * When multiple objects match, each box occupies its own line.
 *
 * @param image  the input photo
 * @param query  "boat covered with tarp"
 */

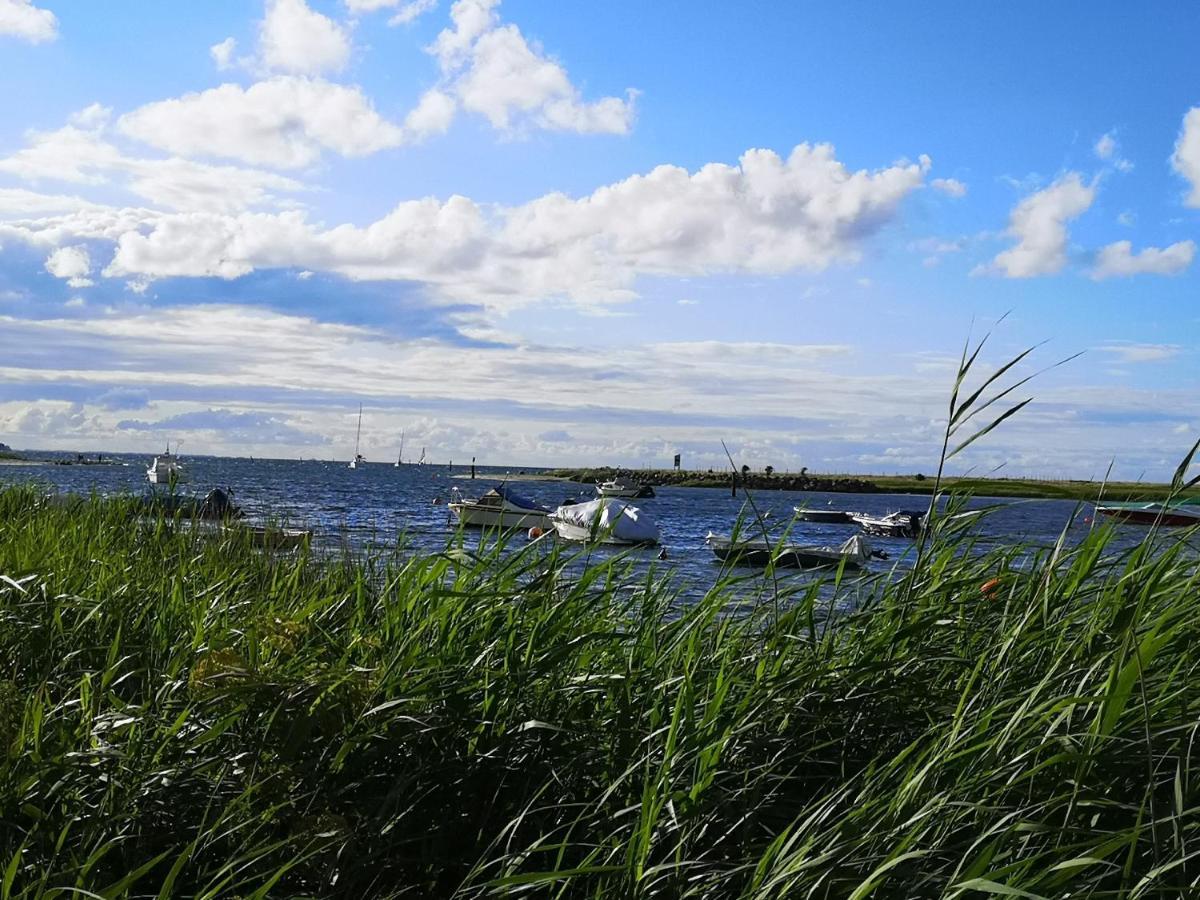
xmin=550 ymin=498 xmax=660 ymax=545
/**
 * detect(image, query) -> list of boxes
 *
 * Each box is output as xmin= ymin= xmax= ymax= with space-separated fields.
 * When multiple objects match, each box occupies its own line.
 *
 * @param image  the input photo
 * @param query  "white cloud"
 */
xmin=1094 ymin=131 xmax=1132 ymax=172
xmin=345 ymin=0 xmax=437 ymax=24
xmin=979 ymin=173 xmax=1094 ymax=278
xmin=404 ymin=88 xmax=457 ymax=138
xmin=0 ymin=0 xmax=56 ymax=43
xmin=210 ymin=36 xmax=237 ymax=70
xmin=99 ymin=143 xmax=928 ymax=309
xmin=930 ymin=177 xmax=967 ymax=197
xmin=910 ymin=236 xmax=965 ymax=267
xmin=44 ymin=244 xmax=92 ymax=287
xmin=1090 ymin=239 xmax=1195 ymax=280
xmin=259 ymin=0 xmax=350 ymax=75
xmin=0 ymin=114 xmax=307 ymax=213
xmin=1095 ymin=342 xmax=1180 ymax=363
xmin=424 ymin=0 xmax=636 ymax=136
xmin=1117 ymin=210 xmax=1135 ymax=227
xmin=118 ymin=77 xmax=404 ymax=169
xmin=1172 ymin=107 xmax=1200 ymax=208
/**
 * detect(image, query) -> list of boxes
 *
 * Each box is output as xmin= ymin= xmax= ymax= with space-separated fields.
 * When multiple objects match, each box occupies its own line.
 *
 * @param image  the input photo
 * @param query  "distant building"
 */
xmin=0 ymin=442 xmax=10 ymax=452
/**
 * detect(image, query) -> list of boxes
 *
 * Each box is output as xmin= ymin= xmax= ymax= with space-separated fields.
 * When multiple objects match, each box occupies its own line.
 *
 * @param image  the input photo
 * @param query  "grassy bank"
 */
xmin=547 ymin=466 xmax=1198 ymax=502
xmin=2 ymin=486 xmax=1200 ymax=896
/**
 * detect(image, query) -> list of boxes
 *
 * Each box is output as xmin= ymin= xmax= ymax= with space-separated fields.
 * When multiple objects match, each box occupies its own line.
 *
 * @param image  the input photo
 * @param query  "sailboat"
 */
xmin=417 ymin=447 xmax=426 ymax=467
xmin=394 ymin=430 xmax=404 ymax=468
xmin=348 ymin=404 xmax=366 ymax=469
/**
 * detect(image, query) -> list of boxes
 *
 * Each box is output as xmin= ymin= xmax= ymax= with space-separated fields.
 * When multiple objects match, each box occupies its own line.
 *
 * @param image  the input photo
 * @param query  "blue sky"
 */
xmin=1 ymin=0 xmax=1198 ymax=477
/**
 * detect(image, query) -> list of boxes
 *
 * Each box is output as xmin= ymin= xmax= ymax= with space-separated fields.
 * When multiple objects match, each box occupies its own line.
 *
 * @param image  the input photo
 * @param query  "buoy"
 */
xmin=433 ymin=497 xmax=442 ymax=505
xmin=980 ymin=577 xmax=1001 ymax=598
xmin=528 ymin=526 xmax=544 ymax=539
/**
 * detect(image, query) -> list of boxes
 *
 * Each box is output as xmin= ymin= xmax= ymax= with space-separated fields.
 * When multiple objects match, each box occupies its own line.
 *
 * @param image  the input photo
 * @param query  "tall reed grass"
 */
xmin=0 ymin=483 xmax=1198 ymax=898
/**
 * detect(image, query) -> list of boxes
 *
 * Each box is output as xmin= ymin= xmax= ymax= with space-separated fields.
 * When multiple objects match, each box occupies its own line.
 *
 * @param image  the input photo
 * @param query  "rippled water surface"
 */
xmin=1 ymin=453 xmax=1177 ymax=594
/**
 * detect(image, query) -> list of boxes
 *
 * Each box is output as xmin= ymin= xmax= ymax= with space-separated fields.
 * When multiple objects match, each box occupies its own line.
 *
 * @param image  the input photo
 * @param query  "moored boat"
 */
xmin=705 ymin=532 xmax=875 ymax=569
xmin=1095 ymin=501 xmax=1200 ymax=527
xmin=550 ymin=498 xmax=660 ymax=546
xmin=449 ymin=484 xmax=551 ymax=530
xmin=596 ymin=477 xmax=655 ymax=499
xmin=793 ymin=506 xmax=856 ymax=524
xmin=851 ymin=510 xmax=924 ymax=538
xmin=146 ymin=447 xmax=188 ymax=485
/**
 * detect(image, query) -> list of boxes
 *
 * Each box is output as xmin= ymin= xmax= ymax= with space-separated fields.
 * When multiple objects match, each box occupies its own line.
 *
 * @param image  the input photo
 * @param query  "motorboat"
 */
xmin=1095 ymin=500 xmax=1200 ymax=527
xmin=793 ymin=506 xmax=856 ymax=524
xmin=705 ymin=532 xmax=875 ymax=569
xmin=449 ymin=484 xmax=551 ymax=530
xmin=549 ymin=498 xmax=660 ymax=546
xmin=595 ymin=477 xmax=655 ymax=499
xmin=226 ymin=523 xmax=311 ymax=550
xmin=146 ymin=447 xmax=188 ymax=485
xmin=851 ymin=510 xmax=924 ymax=538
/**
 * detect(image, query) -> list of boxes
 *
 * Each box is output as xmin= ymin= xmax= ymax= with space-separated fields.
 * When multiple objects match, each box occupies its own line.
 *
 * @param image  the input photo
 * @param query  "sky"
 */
xmin=0 ymin=0 xmax=1198 ymax=478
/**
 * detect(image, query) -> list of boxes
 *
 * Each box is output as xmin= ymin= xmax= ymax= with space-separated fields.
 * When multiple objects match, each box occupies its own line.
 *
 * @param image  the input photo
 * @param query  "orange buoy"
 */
xmin=528 ymin=526 xmax=544 ymax=540
xmin=980 ymin=577 xmax=1001 ymax=598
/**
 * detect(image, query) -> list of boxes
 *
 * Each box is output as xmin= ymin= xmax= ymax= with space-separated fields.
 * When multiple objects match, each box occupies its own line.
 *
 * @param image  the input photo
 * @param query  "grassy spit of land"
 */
xmin=547 ymin=466 xmax=1200 ymax=502
xmin=2 ymin=485 xmax=1200 ymax=897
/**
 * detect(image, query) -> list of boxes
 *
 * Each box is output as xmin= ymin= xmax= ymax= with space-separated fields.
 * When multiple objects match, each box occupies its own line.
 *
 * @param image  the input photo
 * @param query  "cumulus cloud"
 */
xmin=1090 ymin=239 xmax=1195 ymax=280
xmin=118 ymin=77 xmax=404 ymax=169
xmin=44 ymin=244 xmax=92 ymax=286
xmin=99 ymin=143 xmax=929 ymax=309
xmin=1173 ymin=107 xmax=1200 ymax=207
xmin=259 ymin=0 xmax=351 ymax=75
xmin=421 ymin=0 xmax=636 ymax=136
xmin=0 ymin=113 xmax=307 ymax=212
xmin=930 ymin=177 xmax=967 ymax=197
xmin=979 ymin=173 xmax=1094 ymax=278
xmin=210 ymin=36 xmax=237 ymax=70
xmin=0 ymin=0 xmax=56 ymax=43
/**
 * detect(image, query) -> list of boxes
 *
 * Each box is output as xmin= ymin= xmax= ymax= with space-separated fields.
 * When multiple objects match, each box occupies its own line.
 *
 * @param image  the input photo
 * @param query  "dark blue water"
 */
xmin=0 ymin=452 xmax=1169 ymax=592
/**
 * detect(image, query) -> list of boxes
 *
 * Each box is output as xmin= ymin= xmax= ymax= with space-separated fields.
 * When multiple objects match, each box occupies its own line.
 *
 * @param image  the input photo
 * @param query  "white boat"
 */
xmin=793 ymin=506 xmax=856 ymax=524
xmin=394 ymin=430 xmax=404 ymax=467
xmin=595 ymin=477 xmax=655 ymax=499
xmin=146 ymin=447 xmax=188 ymax=485
xmin=449 ymin=485 xmax=551 ymax=529
xmin=549 ymin=498 xmax=660 ymax=546
xmin=349 ymin=404 xmax=365 ymax=469
xmin=706 ymin=532 xmax=874 ymax=569
xmin=850 ymin=510 xmax=924 ymax=538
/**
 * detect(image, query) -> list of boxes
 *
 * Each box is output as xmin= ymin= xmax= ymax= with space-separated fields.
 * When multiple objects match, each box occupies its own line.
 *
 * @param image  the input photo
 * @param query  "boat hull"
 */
xmin=450 ymin=503 xmax=550 ymax=530
xmin=1096 ymin=506 xmax=1200 ymax=527
xmin=147 ymin=469 xmax=189 ymax=485
xmin=794 ymin=508 xmax=854 ymax=524
xmin=550 ymin=518 xmax=657 ymax=545
xmin=706 ymin=535 xmax=869 ymax=569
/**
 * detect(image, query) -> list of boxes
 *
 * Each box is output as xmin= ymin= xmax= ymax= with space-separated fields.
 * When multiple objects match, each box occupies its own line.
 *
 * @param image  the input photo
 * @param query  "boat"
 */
xmin=349 ymin=404 xmax=365 ymax=469
xmin=850 ymin=510 xmax=924 ymax=538
xmin=705 ymin=532 xmax=875 ymax=569
xmin=549 ymin=498 xmax=660 ymax=546
xmin=595 ymin=477 xmax=655 ymax=499
xmin=394 ymin=430 xmax=404 ymax=467
xmin=1095 ymin=500 xmax=1200 ymax=527
xmin=449 ymin=484 xmax=551 ymax=530
xmin=146 ymin=446 xmax=188 ymax=485
xmin=226 ymin=523 xmax=311 ymax=550
xmin=793 ymin=506 xmax=856 ymax=524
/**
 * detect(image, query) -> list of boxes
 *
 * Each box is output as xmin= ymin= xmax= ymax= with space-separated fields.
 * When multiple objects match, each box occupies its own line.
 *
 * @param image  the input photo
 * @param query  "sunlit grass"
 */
xmin=0 ymin=483 xmax=1198 ymax=897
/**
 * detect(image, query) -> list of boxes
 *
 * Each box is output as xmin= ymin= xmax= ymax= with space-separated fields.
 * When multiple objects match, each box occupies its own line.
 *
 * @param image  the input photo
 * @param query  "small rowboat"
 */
xmin=793 ymin=506 xmax=856 ymax=524
xmin=705 ymin=532 xmax=875 ymax=569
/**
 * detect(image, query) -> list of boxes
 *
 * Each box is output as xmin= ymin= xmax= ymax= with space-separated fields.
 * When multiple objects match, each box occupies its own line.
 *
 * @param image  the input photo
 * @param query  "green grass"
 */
xmin=2 ymin=485 xmax=1200 ymax=897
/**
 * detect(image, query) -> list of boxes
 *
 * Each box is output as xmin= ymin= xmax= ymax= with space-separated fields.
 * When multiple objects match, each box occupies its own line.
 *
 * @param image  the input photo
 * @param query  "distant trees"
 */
xmin=740 ymin=464 xmax=750 ymax=476
xmin=764 ymin=465 xmax=774 ymax=476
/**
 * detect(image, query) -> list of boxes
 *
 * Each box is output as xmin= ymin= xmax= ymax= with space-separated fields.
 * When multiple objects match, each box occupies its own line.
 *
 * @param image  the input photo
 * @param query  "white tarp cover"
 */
xmin=554 ymin=498 xmax=661 ymax=544
xmin=838 ymin=533 xmax=873 ymax=561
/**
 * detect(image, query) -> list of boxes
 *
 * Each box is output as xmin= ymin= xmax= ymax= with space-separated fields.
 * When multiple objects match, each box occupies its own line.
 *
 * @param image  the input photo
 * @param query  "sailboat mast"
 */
xmin=399 ymin=430 xmax=404 ymax=464
xmin=353 ymin=404 xmax=362 ymax=457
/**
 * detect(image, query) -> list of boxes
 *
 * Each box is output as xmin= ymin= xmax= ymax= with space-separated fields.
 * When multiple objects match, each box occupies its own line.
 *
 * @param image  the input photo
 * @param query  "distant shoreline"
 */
xmin=543 ymin=467 xmax=1193 ymax=502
